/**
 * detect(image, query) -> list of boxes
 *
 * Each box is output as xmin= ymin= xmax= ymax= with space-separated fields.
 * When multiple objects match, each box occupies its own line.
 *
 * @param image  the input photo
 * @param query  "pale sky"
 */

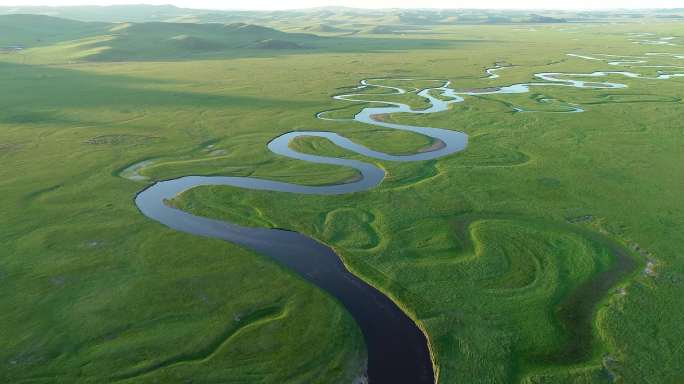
xmin=2 ymin=0 xmax=683 ymax=10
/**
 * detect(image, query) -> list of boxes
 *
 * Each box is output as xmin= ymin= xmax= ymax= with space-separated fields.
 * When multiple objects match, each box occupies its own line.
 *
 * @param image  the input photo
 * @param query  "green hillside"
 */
xmin=0 ymin=15 xmax=461 ymax=63
xmin=0 ymin=14 xmax=107 ymax=47
xmin=0 ymin=16 xmax=320 ymax=61
xmin=88 ymin=22 xmax=316 ymax=61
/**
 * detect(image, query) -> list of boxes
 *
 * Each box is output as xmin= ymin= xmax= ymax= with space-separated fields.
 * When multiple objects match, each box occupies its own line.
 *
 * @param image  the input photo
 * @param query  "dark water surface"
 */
xmin=133 ymin=71 xmax=666 ymax=383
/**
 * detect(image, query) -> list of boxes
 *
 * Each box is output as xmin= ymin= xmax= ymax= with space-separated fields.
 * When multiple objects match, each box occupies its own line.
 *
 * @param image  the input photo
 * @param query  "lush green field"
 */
xmin=1 ymin=11 xmax=683 ymax=383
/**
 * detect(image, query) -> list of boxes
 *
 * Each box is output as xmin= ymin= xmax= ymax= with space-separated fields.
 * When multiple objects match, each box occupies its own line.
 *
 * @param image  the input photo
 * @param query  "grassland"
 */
xmin=1 ymin=11 xmax=684 ymax=384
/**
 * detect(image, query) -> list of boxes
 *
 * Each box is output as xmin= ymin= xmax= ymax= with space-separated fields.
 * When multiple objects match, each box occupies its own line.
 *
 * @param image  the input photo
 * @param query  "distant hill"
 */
xmin=0 ymin=14 xmax=107 ymax=47
xmin=303 ymin=24 xmax=352 ymax=34
xmin=0 ymin=14 xmax=318 ymax=61
xmin=0 ymin=5 xmax=192 ymax=23
xmin=251 ymin=39 xmax=306 ymax=49
xmin=2 ymin=5 xmax=680 ymax=28
xmin=367 ymin=25 xmax=430 ymax=34
xmin=169 ymin=34 xmax=226 ymax=51
xmin=90 ymin=21 xmax=316 ymax=60
xmin=529 ymin=14 xmax=567 ymax=23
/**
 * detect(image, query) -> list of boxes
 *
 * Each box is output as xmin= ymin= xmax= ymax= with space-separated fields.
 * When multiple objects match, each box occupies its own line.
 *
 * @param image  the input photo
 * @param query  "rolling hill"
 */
xmin=0 ymin=14 xmax=107 ymax=48
xmin=91 ymin=22 xmax=315 ymax=60
xmin=0 ymin=15 xmax=317 ymax=61
xmin=2 ymin=4 xmax=683 ymax=28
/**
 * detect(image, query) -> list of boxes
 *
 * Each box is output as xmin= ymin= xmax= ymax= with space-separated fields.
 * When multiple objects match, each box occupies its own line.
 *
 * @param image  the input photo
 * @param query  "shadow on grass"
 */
xmin=0 ymin=62 xmax=320 ymax=121
xmin=85 ymin=35 xmax=501 ymax=62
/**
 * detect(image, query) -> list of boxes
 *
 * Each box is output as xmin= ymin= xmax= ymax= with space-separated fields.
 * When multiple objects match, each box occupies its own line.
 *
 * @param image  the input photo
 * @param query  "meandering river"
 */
xmin=130 ymin=56 xmax=681 ymax=383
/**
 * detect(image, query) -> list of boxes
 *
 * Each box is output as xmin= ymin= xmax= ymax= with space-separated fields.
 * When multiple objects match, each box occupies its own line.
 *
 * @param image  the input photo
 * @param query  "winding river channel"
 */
xmin=130 ymin=53 xmax=683 ymax=383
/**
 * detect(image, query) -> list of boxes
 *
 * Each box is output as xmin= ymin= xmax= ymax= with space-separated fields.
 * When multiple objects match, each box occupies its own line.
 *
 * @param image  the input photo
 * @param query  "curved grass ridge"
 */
xmin=454 ymin=215 xmax=638 ymax=364
xmin=127 ymin=55 xmax=679 ymax=382
xmin=113 ymin=305 xmax=287 ymax=381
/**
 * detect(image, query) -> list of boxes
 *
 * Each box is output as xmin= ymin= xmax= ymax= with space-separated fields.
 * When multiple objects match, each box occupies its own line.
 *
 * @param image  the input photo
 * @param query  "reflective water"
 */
xmin=132 ymin=62 xmax=682 ymax=383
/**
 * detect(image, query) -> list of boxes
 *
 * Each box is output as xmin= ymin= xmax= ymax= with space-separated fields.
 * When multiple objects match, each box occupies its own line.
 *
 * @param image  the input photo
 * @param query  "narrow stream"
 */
xmin=131 ymin=57 xmax=682 ymax=383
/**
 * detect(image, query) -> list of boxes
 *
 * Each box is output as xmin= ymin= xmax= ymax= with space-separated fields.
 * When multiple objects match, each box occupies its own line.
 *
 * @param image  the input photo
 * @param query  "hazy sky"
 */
xmin=3 ymin=0 xmax=683 ymax=10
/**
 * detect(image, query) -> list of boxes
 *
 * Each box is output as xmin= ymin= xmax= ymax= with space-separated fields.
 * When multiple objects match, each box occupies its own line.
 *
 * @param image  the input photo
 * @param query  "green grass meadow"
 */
xmin=1 ymin=13 xmax=683 ymax=383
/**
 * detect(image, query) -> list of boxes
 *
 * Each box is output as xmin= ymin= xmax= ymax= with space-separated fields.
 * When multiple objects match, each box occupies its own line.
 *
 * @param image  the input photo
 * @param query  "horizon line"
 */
xmin=1 ymin=4 xmax=683 ymax=11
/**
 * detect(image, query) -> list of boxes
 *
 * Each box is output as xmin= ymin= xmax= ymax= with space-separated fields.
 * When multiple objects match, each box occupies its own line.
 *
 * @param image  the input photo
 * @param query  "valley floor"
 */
xmin=1 ymin=15 xmax=683 ymax=383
